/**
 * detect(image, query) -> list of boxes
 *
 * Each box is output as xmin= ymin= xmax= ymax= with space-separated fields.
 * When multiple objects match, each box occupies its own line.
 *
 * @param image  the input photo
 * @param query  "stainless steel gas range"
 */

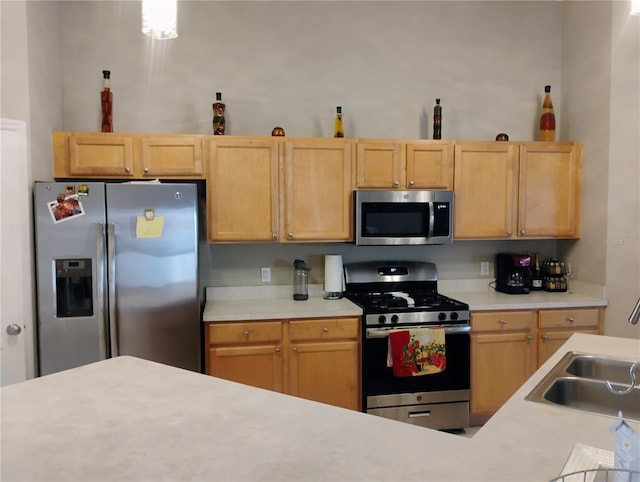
xmin=344 ymin=260 xmax=471 ymax=431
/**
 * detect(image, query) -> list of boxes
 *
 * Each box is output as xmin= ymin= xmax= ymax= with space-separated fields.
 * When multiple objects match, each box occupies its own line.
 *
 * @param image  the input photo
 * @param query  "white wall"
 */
xmin=560 ymin=1 xmax=640 ymax=338
xmin=59 ymin=1 xmax=562 ymax=141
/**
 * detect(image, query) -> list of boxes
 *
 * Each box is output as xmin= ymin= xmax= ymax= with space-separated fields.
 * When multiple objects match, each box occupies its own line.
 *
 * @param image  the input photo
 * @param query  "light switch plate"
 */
xmin=261 ymin=267 xmax=271 ymax=283
xmin=481 ymin=261 xmax=490 ymax=276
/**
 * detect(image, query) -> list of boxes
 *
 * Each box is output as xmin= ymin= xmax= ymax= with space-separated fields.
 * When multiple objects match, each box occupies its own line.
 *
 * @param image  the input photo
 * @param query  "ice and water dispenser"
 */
xmin=55 ymin=258 xmax=93 ymax=317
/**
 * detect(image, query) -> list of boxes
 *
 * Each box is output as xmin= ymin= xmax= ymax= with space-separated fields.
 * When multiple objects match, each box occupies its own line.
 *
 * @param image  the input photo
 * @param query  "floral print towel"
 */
xmin=387 ymin=328 xmax=446 ymax=377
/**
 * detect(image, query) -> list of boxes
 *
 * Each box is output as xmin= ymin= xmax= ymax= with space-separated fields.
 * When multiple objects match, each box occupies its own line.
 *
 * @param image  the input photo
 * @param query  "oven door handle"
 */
xmin=366 ymin=325 xmax=471 ymax=339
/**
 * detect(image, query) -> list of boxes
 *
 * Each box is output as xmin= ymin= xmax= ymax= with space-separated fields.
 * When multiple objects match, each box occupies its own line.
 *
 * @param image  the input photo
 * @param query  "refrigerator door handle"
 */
xmin=107 ymin=223 xmax=119 ymax=357
xmin=96 ymin=223 xmax=108 ymax=359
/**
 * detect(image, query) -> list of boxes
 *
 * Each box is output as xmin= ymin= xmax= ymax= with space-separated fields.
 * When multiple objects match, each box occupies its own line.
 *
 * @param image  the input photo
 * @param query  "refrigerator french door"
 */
xmin=34 ymin=181 xmax=200 ymax=375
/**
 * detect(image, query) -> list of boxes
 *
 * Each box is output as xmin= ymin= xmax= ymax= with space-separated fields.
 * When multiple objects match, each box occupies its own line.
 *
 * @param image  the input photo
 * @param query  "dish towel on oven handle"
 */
xmin=386 ymin=328 xmax=446 ymax=377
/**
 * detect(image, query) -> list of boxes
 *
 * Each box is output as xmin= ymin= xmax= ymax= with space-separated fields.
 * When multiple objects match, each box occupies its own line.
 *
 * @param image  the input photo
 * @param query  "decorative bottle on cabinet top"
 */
xmin=433 ymin=98 xmax=442 ymax=139
xmin=539 ymin=85 xmax=555 ymax=141
xmin=100 ymin=70 xmax=113 ymax=132
xmin=212 ymin=92 xmax=226 ymax=135
xmin=334 ymin=106 xmax=344 ymax=138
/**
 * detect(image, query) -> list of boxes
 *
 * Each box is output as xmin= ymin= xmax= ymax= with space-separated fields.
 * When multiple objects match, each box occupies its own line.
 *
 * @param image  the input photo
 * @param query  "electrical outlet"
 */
xmin=261 ymin=267 xmax=271 ymax=283
xmin=480 ymin=261 xmax=490 ymax=276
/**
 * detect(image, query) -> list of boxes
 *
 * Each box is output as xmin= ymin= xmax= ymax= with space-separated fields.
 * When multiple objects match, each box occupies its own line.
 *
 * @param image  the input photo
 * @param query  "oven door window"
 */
xmin=361 ymin=202 xmax=429 ymax=237
xmin=363 ymin=332 xmax=470 ymax=397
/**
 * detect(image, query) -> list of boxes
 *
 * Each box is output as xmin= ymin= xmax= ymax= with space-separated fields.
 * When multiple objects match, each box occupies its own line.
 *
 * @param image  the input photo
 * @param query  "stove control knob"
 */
xmin=391 ymin=315 xmax=399 ymax=324
xmin=378 ymin=315 xmax=387 ymax=324
xmin=450 ymin=312 xmax=459 ymax=321
xmin=438 ymin=312 xmax=447 ymax=321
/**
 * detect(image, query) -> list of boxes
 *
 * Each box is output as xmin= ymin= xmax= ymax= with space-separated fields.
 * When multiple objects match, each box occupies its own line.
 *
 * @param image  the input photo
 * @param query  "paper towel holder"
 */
xmin=323 ymin=254 xmax=345 ymax=300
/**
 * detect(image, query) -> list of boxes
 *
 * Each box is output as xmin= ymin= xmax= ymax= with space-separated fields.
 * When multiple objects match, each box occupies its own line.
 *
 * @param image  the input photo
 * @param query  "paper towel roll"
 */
xmin=324 ymin=255 xmax=344 ymax=299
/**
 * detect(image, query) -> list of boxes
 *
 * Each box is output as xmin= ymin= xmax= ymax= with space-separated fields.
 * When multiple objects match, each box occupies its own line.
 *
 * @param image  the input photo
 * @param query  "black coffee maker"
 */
xmin=495 ymin=253 xmax=532 ymax=294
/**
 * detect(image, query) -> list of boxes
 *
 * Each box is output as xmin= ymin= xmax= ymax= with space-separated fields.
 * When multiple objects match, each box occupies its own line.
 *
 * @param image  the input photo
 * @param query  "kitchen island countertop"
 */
xmin=2 ymin=333 xmax=638 ymax=481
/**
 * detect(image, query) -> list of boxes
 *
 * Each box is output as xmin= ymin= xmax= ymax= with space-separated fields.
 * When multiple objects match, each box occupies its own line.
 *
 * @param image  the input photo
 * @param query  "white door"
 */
xmin=0 ymin=118 xmax=34 ymax=385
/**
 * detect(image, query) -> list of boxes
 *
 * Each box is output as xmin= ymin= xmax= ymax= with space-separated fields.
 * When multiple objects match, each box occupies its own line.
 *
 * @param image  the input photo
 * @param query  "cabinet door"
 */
xmin=470 ymin=332 xmax=536 ymax=417
xmin=406 ymin=141 xmax=454 ymax=189
xmin=282 ymin=139 xmax=353 ymax=241
xmin=538 ymin=329 xmax=599 ymax=366
xmin=207 ymin=138 xmax=279 ymax=242
xmin=518 ymin=142 xmax=582 ymax=238
xmin=454 ymin=142 xmax=519 ymax=239
xmin=289 ymin=340 xmax=359 ymax=410
xmin=66 ymin=133 xmax=135 ymax=177
xmin=207 ymin=345 xmax=283 ymax=392
xmin=355 ymin=141 xmax=403 ymax=189
xmin=140 ymin=135 xmax=204 ymax=177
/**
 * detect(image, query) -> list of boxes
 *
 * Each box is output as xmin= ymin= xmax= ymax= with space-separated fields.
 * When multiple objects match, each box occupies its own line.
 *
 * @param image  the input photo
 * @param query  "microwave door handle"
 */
xmin=428 ymin=203 xmax=435 ymax=238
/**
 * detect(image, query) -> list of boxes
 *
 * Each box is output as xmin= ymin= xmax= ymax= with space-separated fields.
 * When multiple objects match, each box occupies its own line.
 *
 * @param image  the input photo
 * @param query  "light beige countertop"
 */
xmin=202 ymin=285 xmax=363 ymax=322
xmin=2 ymin=333 xmax=638 ymax=481
xmin=202 ymin=280 xmax=607 ymax=322
xmin=439 ymin=279 xmax=608 ymax=311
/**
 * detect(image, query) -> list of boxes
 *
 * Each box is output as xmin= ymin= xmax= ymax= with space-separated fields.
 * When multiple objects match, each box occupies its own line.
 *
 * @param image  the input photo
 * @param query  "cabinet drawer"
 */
xmin=471 ymin=311 xmax=535 ymax=332
xmin=207 ymin=321 xmax=282 ymax=345
xmin=538 ymin=309 xmax=600 ymax=329
xmin=289 ymin=317 xmax=359 ymax=341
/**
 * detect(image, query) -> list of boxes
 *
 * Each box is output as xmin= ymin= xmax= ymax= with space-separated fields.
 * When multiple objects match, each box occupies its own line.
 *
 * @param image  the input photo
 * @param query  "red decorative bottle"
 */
xmin=539 ymin=85 xmax=555 ymax=142
xmin=101 ymin=70 xmax=113 ymax=132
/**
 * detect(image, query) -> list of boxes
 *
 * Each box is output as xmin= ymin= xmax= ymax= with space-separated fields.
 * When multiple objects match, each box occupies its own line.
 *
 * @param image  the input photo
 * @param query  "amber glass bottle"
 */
xmin=212 ymin=92 xmax=226 ymax=135
xmin=100 ymin=70 xmax=113 ymax=132
xmin=539 ymin=85 xmax=555 ymax=141
xmin=334 ymin=106 xmax=344 ymax=138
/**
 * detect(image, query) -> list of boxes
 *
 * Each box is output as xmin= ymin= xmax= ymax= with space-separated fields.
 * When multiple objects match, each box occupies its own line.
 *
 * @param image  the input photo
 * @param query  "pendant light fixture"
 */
xmin=141 ymin=0 xmax=178 ymax=40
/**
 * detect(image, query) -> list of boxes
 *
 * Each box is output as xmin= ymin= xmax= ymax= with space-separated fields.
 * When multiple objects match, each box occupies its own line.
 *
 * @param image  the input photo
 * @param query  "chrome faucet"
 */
xmin=629 ymin=297 xmax=640 ymax=325
xmin=606 ymin=361 xmax=639 ymax=395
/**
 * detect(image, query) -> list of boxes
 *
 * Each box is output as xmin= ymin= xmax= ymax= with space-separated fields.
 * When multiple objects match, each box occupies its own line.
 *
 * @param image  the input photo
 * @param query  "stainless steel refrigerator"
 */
xmin=34 ymin=181 xmax=200 ymax=376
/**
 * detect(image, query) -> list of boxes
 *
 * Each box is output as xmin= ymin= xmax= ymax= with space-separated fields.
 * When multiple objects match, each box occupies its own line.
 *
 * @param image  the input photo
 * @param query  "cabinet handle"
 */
xmin=527 ymin=335 xmax=533 ymax=342
xmin=288 ymin=232 xmax=294 ymax=238
xmin=272 ymin=233 xmax=277 ymax=239
xmin=393 ymin=180 xmax=400 ymax=187
xmin=520 ymin=229 xmax=526 ymax=235
xmin=507 ymin=231 xmax=512 ymax=236
xmin=409 ymin=180 xmax=415 ymax=186
xmin=125 ymin=167 xmax=131 ymax=173
xmin=143 ymin=167 xmax=149 ymax=173
xmin=542 ymin=335 xmax=549 ymax=340
xmin=275 ymin=347 xmax=281 ymax=352
xmin=567 ymin=317 xmax=574 ymax=323
xmin=292 ymin=346 xmax=298 ymax=352
xmin=242 ymin=330 xmax=249 ymax=337
xmin=499 ymin=319 xmax=507 ymax=325
xmin=322 ymin=327 xmax=329 ymax=333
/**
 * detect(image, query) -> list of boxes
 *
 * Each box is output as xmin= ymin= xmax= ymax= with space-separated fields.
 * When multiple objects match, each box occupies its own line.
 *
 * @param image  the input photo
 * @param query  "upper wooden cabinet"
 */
xmin=53 ymin=131 xmax=204 ymax=179
xmin=355 ymin=140 xmax=453 ymax=190
xmin=207 ymin=137 xmax=279 ymax=242
xmin=282 ymin=138 xmax=354 ymax=242
xmin=518 ymin=142 xmax=582 ymax=238
xmin=454 ymin=141 xmax=581 ymax=240
xmin=206 ymin=136 xmax=354 ymax=243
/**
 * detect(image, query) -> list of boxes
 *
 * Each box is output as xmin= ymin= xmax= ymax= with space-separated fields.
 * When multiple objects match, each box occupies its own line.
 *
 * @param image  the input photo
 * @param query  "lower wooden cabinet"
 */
xmin=470 ymin=307 xmax=603 ymax=424
xmin=470 ymin=311 xmax=537 ymax=422
xmin=205 ymin=317 xmax=360 ymax=410
xmin=537 ymin=308 xmax=602 ymax=365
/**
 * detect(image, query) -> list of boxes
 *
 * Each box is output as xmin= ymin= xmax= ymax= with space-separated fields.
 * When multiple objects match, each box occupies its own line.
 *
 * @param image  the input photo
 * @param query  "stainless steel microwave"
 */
xmin=354 ymin=190 xmax=454 ymax=245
